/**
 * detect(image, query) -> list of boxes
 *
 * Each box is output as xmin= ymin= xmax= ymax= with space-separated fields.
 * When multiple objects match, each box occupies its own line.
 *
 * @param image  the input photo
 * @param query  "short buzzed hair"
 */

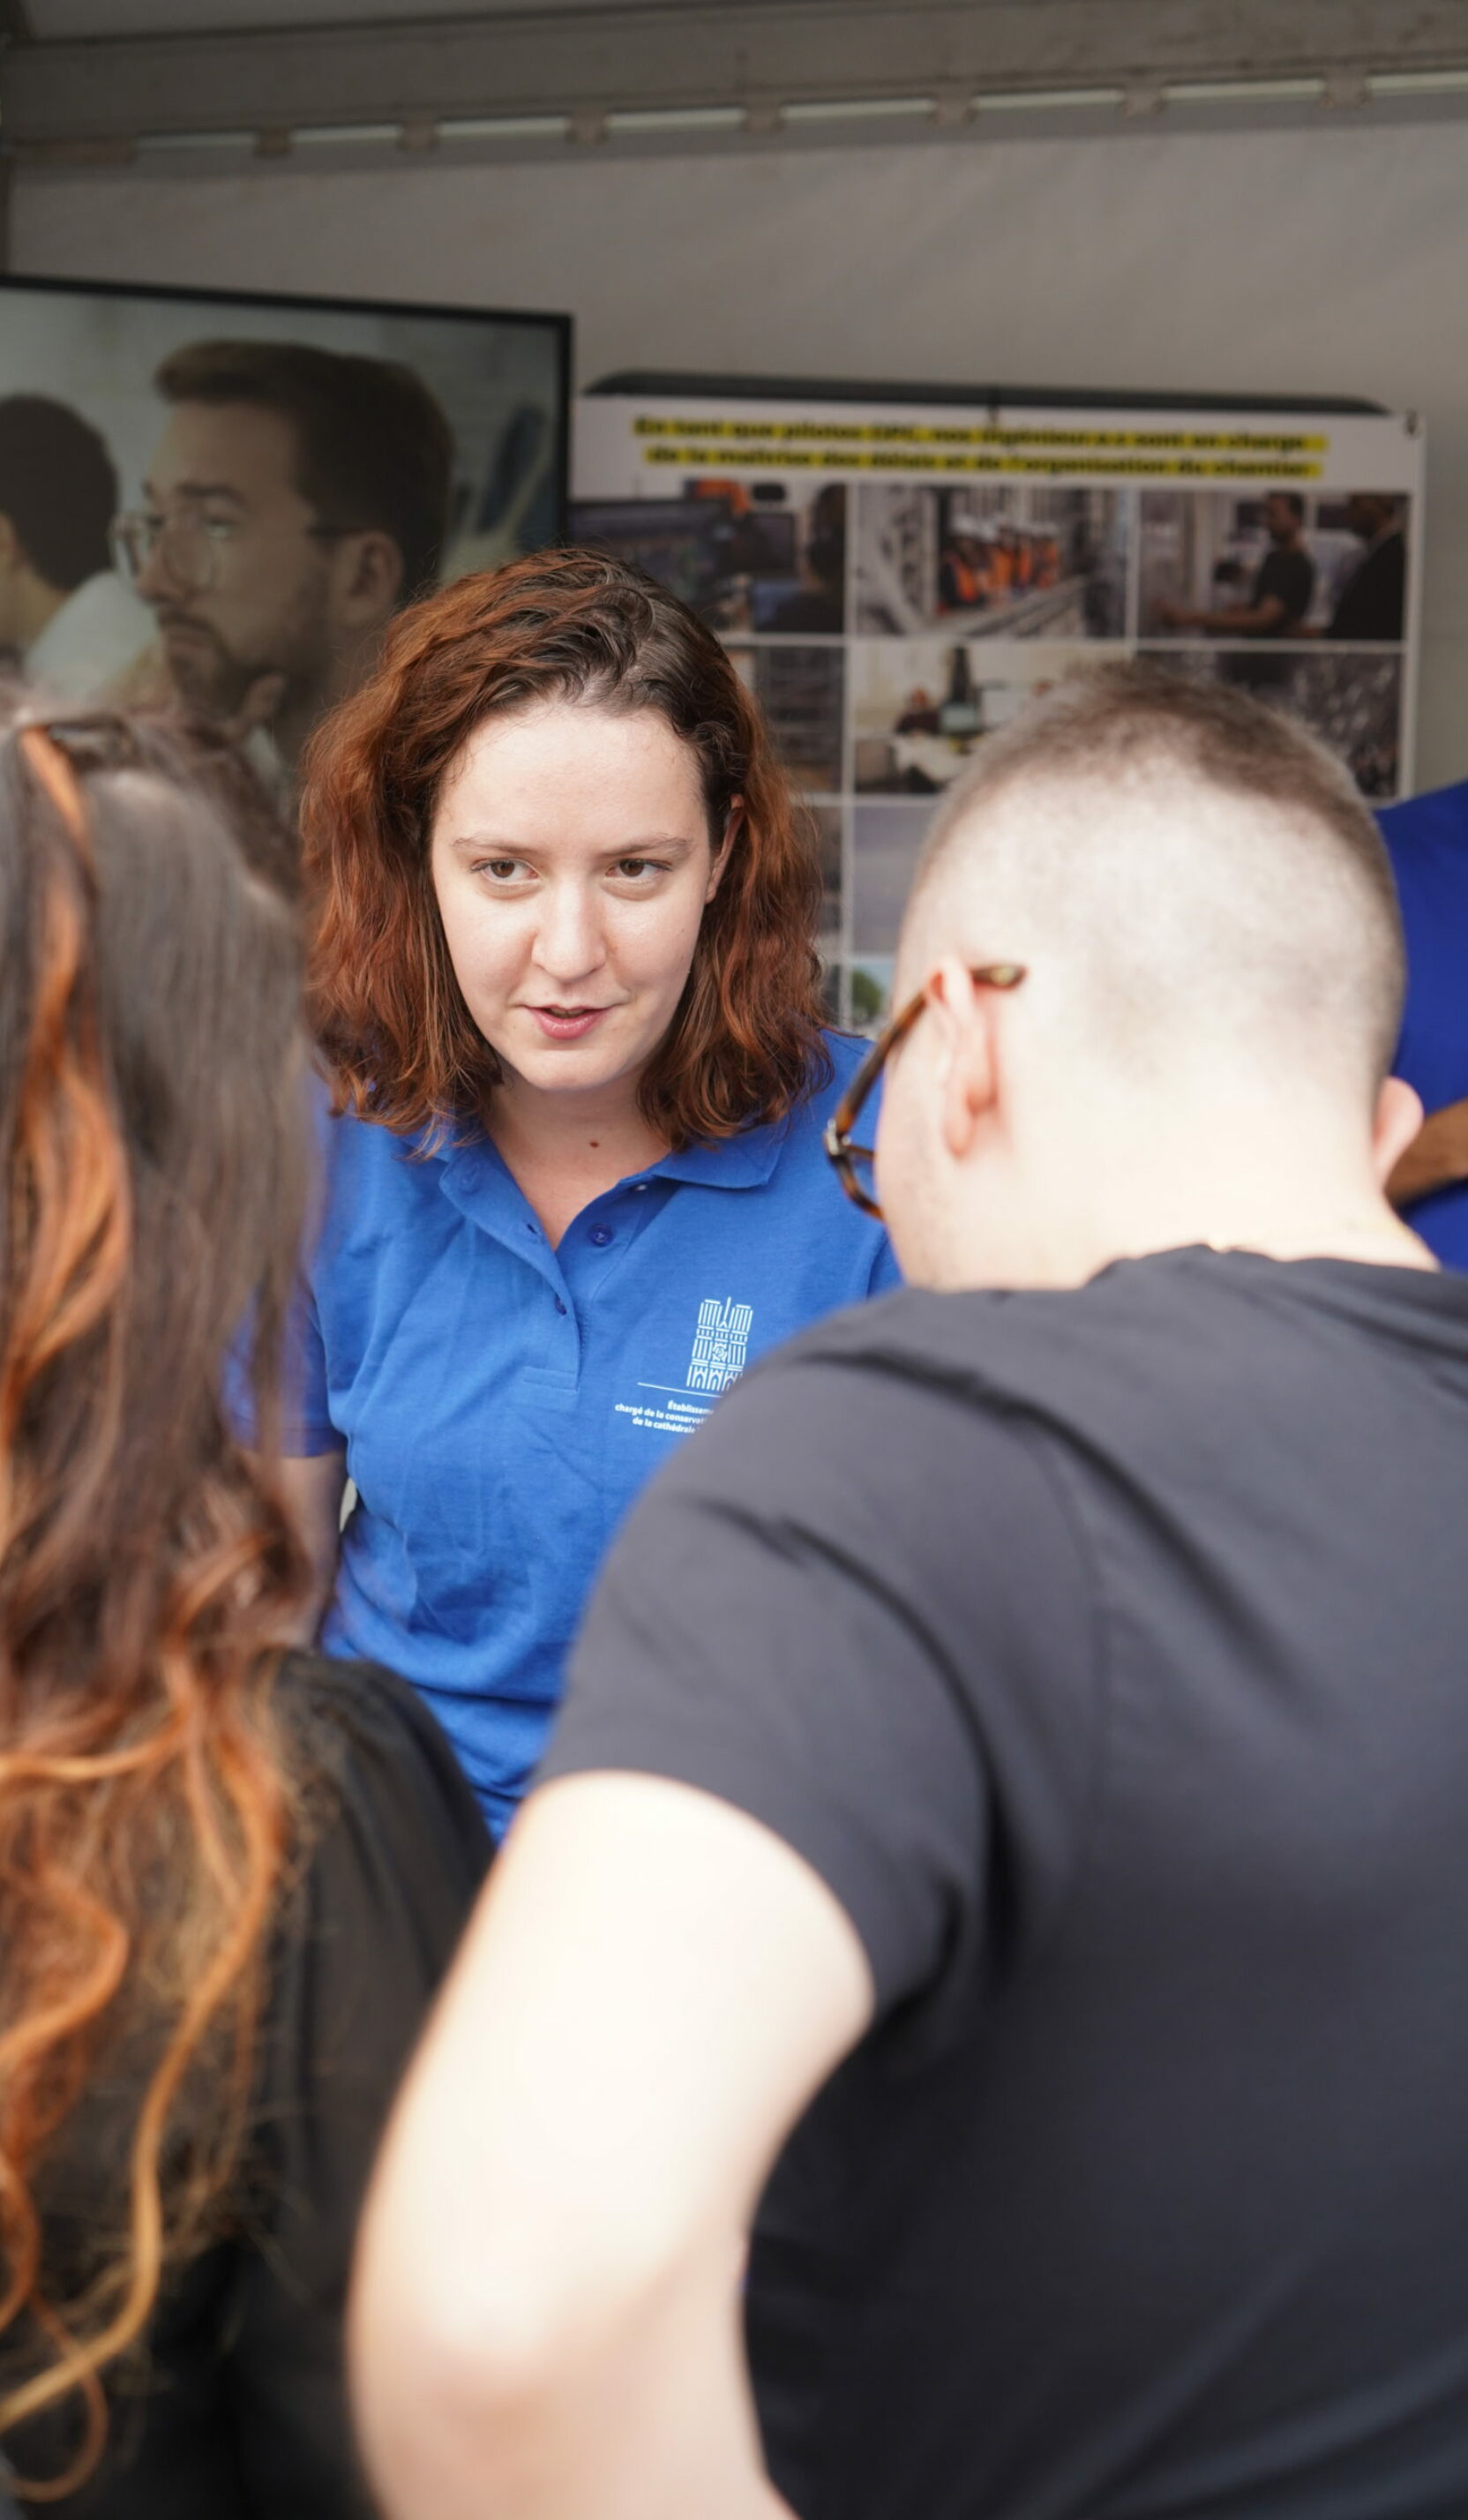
xmin=155 ymin=339 xmax=453 ymax=604
xmin=913 ymin=659 xmax=1404 ymax=1095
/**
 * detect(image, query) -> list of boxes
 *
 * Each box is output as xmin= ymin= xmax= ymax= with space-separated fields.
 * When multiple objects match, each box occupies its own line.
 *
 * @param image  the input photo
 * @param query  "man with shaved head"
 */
xmin=355 ymin=664 xmax=1468 ymax=2520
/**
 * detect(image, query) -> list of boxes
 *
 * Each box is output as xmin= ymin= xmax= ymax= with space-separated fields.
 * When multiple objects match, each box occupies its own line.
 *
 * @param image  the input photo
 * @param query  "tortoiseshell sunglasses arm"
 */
xmin=823 ymin=961 xmax=1028 ymax=1220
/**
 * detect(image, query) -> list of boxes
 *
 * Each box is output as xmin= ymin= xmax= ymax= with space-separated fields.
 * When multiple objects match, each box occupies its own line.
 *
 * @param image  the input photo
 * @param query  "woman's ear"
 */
xmin=706 ymin=799 xmax=742 ymax=904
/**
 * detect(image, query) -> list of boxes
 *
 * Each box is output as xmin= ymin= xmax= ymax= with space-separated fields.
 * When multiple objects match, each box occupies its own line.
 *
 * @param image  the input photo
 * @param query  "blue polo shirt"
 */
xmin=281 ymin=1035 xmax=897 ymax=1829
xmin=1379 ymin=780 xmax=1468 ymax=1270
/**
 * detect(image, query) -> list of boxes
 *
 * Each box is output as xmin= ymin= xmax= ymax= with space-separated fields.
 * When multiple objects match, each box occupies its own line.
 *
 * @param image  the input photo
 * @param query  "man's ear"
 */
xmin=0 ymin=514 xmax=19 ymax=577
xmin=332 ymin=530 xmax=404 ymax=630
xmin=1373 ymin=1074 xmax=1424 ymax=1186
xmin=926 ymin=957 xmax=1000 ymax=1161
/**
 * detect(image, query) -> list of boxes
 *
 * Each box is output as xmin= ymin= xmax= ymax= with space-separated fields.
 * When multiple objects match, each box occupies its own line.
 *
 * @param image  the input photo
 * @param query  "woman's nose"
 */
xmin=536 ymin=884 xmax=605 ymax=984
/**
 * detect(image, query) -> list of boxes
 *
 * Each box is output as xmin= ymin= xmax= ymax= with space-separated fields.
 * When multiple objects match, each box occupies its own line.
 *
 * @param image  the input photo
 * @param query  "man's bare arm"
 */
xmin=1158 ymin=595 xmax=1287 ymax=636
xmin=351 ymin=1772 xmax=874 ymax=2520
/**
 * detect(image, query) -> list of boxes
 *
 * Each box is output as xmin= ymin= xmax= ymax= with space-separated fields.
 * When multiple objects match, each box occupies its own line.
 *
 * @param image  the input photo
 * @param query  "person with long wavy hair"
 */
xmin=271 ymin=548 xmax=898 ymax=1833
xmin=0 ymin=705 xmax=489 ymax=2514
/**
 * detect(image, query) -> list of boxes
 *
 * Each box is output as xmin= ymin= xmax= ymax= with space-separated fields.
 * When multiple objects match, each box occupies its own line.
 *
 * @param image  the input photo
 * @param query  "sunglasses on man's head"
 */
xmin=823 ymin=962 xmax=1028 ymax=1222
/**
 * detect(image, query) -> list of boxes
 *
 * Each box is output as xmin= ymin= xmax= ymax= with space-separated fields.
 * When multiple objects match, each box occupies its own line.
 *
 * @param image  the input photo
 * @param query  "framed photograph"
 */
xmin=0 ymin=272 xmax=571 ymax=777
xmin=1139 ymin=487 xmax=1410 ymax=644
xmin=853 ymin=483 xmax=1127 ymax=641
xmin=575 ymin=477 xmax=846 ymax=636
xmin=852 ymin=637 xmax=1126 ymax=794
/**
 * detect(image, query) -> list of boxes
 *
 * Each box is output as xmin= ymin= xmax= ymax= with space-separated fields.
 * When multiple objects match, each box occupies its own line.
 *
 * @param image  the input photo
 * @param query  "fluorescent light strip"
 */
xmin=136 ymin=128 xmax=254 ymax=152
xmin=783 ymin=95 xmax=935 ymax=122
xmin=1370 ymin=66 xmax=1468 ymax=94
xmin=293 ymin=121 xmax=401 ymax=146
xmin=977 ymin=86 xmax=1125 ymax=111
xmin=1163 ymin=78 xmax=1323 ymax=103
xmin=605 ymin=104 xmax=745 ymax=132
xmin=438 ymin=113 xmax=571 ymax=139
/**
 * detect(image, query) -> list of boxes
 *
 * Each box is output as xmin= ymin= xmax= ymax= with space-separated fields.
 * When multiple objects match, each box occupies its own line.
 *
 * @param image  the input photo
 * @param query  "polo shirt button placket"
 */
xmin=589 ymin=1226 xmax=613 ymax=1248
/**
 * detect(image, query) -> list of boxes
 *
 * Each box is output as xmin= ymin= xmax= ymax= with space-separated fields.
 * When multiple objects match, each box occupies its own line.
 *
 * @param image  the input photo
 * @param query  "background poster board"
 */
xmin=0 ymin=274 xmax=569 ymax=776
xmin=573 ymin=390 xmax=1424 ymax=1027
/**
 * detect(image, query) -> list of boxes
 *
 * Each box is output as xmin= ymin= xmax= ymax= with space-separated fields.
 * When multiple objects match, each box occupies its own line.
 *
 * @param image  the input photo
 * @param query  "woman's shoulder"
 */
xmin=257 ymin=1655 xmax=491 ymax=2184
xmin=311 ymin=1054 xmax=482 ymax=1151
xmin=309 ymin=1081 xmax=472 ymax=1241
xmin=276 ymin=1642 xmax=446 ymax=1746
xmin=312 ymin=1081 xmax=439 ymax=1170
xmin=816 ymin=1027 xmax=874 ymax=1094
xmin=273 ymin=1650 xmax=491 ymax=1903
xmin=765 ymin=1027 xmax=870 ymax=1145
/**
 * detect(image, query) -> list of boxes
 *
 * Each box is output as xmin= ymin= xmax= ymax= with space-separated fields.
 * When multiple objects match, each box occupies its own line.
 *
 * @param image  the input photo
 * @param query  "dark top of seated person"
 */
xmin=0 ymin=707 xmax=490 ymax=2514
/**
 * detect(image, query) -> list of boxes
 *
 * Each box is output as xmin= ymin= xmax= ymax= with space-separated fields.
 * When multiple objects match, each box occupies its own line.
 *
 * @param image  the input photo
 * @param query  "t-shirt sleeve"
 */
xmin=1257 ymin=547 xmax=1314 ymax=624
xmin=540 ymin=1324 xmax=1100 ymax=2031
xmin=220 ymin=1660 xmax=491 ymax=2516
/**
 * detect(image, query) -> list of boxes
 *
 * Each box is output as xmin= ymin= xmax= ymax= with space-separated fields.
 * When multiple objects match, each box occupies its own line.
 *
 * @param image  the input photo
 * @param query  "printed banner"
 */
xmin=574 ymin=390 xmax=1424 ymax=1027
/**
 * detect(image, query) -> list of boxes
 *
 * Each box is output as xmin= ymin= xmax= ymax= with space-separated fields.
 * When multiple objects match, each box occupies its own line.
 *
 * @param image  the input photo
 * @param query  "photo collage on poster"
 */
xmin=573 ymin=401 xmax=1420 ymax=1030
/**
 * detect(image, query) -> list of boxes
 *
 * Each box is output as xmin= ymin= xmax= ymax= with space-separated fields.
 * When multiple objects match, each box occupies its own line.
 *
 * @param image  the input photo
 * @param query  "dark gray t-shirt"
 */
xmin=1250 ymin=542 xmax=1315 ymax=633
xmin=543 ymin=1249 xmax=1468 ymax=2520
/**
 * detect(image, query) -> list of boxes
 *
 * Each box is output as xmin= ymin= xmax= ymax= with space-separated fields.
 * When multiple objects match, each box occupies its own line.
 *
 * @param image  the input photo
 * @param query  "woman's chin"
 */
xmin=489 ymin=1027 xmax=651 ymax=1103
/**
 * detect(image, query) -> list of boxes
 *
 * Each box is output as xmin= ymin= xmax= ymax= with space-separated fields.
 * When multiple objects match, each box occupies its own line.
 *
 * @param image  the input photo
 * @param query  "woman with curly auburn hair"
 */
xmin=0 ymin=709 xmax=487 ymax=2514
xmin=276 ymin=547 xmax=897 ymax=1832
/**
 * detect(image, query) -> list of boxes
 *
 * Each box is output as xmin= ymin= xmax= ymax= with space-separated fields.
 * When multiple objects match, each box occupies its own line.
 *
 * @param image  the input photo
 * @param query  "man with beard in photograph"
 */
xmin=114 ymin=340 xmax=453 ymax=779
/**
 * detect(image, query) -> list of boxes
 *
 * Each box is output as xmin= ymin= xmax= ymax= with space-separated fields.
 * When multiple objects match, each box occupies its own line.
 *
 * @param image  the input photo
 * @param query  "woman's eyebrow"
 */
xmin=444 ymin=831 xmax=702 ymax=856
xmin=600 ymin=832 xmax=700 ymax=855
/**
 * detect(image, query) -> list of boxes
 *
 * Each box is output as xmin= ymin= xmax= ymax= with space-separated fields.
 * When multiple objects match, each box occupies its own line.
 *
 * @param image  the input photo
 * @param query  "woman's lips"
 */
xmin=525 ymin=1004 xmax=613 ymax=1042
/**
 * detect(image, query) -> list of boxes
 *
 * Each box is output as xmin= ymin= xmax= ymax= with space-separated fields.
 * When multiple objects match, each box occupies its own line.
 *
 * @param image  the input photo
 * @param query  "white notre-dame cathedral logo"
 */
xmin=685 ymin=1297 xmax=754 ymax=1395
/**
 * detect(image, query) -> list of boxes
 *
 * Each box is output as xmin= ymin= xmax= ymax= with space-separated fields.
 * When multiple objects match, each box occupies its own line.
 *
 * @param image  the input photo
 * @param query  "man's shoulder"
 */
xmin=27 ymin=569 xmax=153 ymax=697
xmin=747 ymin=1260 xmax=1202 ymax=1407
xmin=661 ymin=1268 xmax=1180 ymax=1522
xmin=1260 ymin=544 xmax=1313 ymax=593
xmin=720 ymin=1249 xmax=1448 ymax=1466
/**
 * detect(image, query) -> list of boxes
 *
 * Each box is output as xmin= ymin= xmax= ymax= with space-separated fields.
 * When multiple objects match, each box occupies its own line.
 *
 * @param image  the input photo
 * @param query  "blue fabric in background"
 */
xmin=1378 ymin=781 xmax=1468 ymax=1271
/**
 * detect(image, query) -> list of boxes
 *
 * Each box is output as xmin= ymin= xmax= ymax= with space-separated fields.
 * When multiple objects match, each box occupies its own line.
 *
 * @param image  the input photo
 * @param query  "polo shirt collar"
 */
xmin=418 ymin=1108 xmax=793 ymax=1197
xmin=644 ymin=1112 xmax=790 ymax=1190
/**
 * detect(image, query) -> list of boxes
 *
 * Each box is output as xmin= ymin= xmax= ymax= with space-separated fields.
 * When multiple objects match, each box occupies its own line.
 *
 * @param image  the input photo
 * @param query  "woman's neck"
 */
xmin=485 ymin=1074 xmax=670 ymax=1248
